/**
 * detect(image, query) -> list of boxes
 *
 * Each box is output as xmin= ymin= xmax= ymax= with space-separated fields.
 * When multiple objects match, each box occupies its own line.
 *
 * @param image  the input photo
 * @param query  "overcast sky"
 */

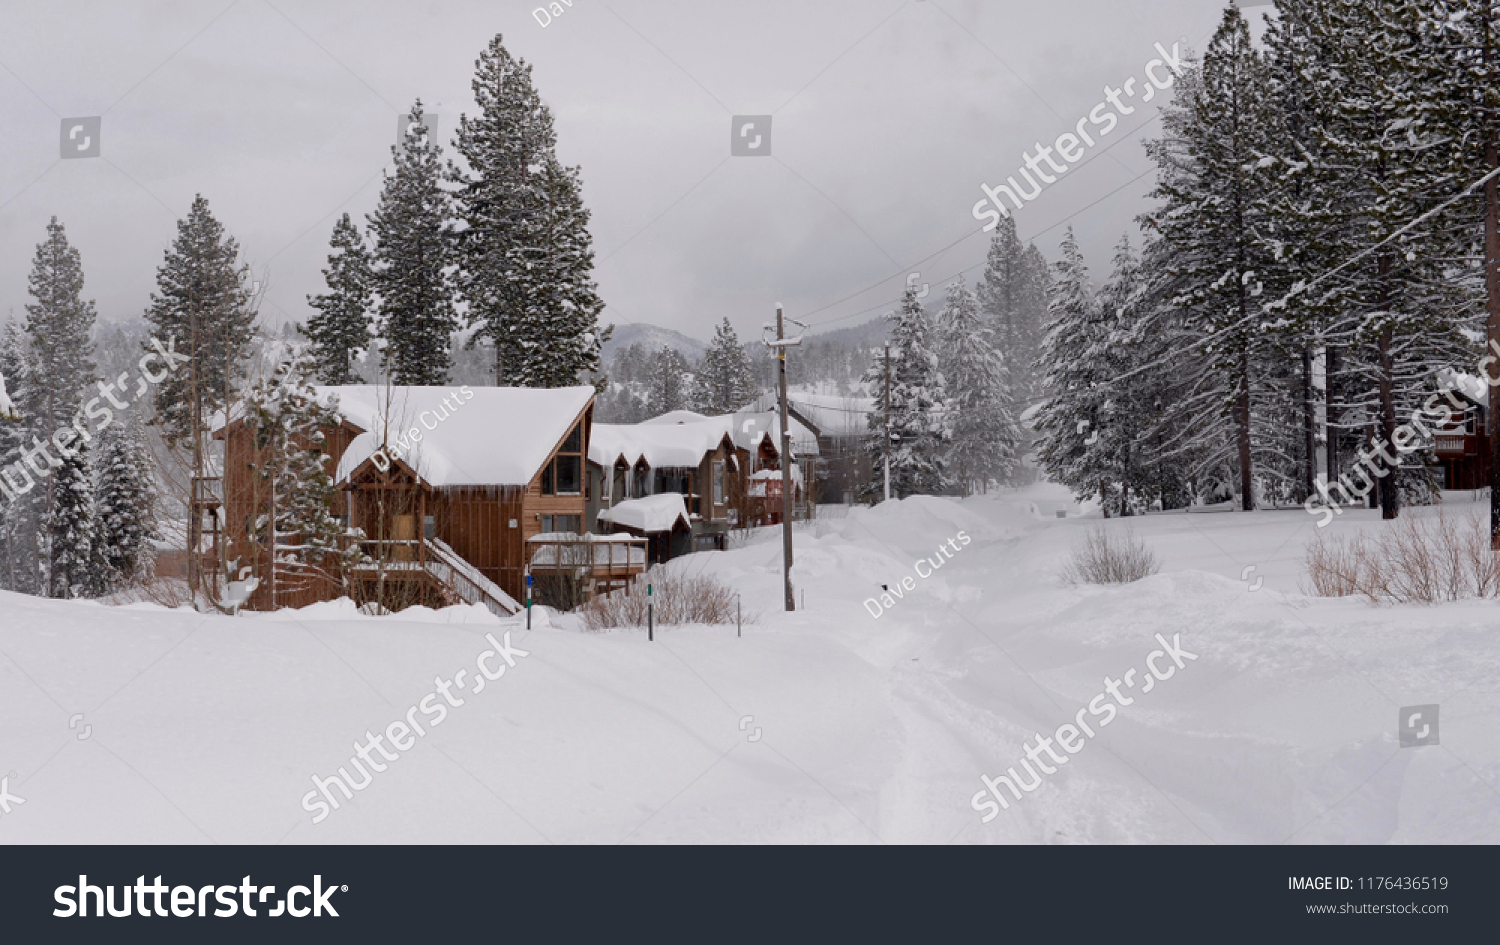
xmin=0 ymin=0 xmax=1263 ymax=345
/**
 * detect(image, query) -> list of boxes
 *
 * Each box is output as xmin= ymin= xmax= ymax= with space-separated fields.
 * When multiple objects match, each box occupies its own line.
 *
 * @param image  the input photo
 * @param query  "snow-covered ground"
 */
xmin=2 ymin=484 xmax=1497 ymax=844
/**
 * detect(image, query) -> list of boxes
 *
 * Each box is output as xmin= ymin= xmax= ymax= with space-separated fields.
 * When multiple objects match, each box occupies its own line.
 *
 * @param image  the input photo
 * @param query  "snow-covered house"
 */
xmin=588 ymin=414 xmax=740 ymax=560
xmin=218 ymin=385 xmax=620 ymax=612
xmin=585 ymin=409 xmax=810 ymax=560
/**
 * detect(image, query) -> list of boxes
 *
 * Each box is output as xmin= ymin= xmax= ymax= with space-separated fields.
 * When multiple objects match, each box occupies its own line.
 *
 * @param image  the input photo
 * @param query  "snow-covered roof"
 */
xmin=642 ymin=409 xmax=709 ymax=425
xmin=590 ymin=416 xmax=736 ymax=469
xmin=729 ymin=410 xmax=818 ymax=458
xmin=322 ymin=385 xmax=593 ymax=488
xmin=1436 ymin=369 xmax=1489 ymax=406
xmin=597 ymin=493 xmax=691 ymax=533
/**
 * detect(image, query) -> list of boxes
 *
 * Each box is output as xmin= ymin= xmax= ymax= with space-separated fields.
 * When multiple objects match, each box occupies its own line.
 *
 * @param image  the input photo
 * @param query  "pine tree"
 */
xmin=95 ymin=421 xmax=158 ymax=590
xmin=451 ymin=34 xmax=608 ymax=387
xmin=692 ymin=318 xmax=756 ymax=414
xmin=504 ymin=156 xmax=609 ymax=387
xmin=645 ymin=346 xmax=691 ymax=416
xmin=977 ymin=217 xmax=1048 ymax=400
xmin=46 ymin=439 xmax=97 ymax=598
xmin=25 ymin=217 xmax=97 ymax=432
xmin=937 ymin=277 xmax=1015 ymax=494
xmin=1145 ymin=8 xmax=1280 ymax=510
xmin=242 ymin=354 xmax=358 ymax=606
xmin=1034 ymin=229 xmax=1114 ymax=509
xmin=304 ymin=213 xmax=373 ymax=385
xmin=144 ymin=194 xmax=257 ymax=447
xmin=859 ymin=286 xmax=946 ymax=500
xmin=370 ymin=100 xmax=457 ymax=386
xmin=0 ymin=324 xmax=41 ymax=594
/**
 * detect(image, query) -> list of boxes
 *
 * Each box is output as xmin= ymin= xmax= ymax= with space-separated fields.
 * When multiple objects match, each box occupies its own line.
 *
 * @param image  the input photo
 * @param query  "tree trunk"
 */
xmin=1325 ymin=346 xmax=1340 ymax=491
xmin=1376 ymin=321 xmax=1399 ymax=520
xmin=1301 ymin=347 xmax=1317 ymax=502
xmin=1237 ymin=347 xmax=1254 ymax=511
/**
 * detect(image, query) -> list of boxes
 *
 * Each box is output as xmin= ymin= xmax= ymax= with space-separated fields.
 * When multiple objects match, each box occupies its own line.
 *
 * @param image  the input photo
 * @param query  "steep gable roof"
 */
xmin=323 ymin=385 xmax=594 ymax=488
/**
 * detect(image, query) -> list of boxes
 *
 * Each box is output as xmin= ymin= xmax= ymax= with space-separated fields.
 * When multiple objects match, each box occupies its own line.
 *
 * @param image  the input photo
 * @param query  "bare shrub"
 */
xmin=580 ymin=567 xmax=750 ymax=631
xmin=1061 ymin=525 xmax=1160 ymax=585
xmin=1303 ymin=510 xmax=1500 ymax=604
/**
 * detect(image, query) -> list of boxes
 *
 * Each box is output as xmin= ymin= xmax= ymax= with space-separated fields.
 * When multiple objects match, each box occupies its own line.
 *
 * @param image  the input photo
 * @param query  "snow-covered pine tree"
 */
xmin=24 ymin=217 xmax=102 ymax=595
xmin=858 ymin=286 xmax=946 ymax=501
xmin=25 ymin=218 xmax=96 ymax=434
xmin=95 ymin=421 xmax=158 ymax=591
xmin=645 ymin=346 xmax=691 ymax=417
xmin=937 ymin=277 xmax=1015 ymax=495
xmin=977 ymin=216 xmax=1048 ymax=401
xmin=304 ymin=213 xmax=373 ymax=385
xmin=144 ymin=195 xmax=257 ymax=448
xmin=502 ymin=155 xmax=609 ymax=387
xmin=1145 ymin=8 xmax=1280 ymax=511
xmin=0 ymin=323 xmax=41 ymax=595
xmin=370 ymin=100 xmax=457 ymax=386
xmin=46 ymin=438 xmax=97 ymax=598
xmin=242 ymin=354 xmax=358 ymax=607
xmin=1034 ymin=229 xmax=1116 ymax=510
xmin=450 ymin=34 xmax=608 ymax=387
xmin=693 ymin=318 xmax=756 ymax=414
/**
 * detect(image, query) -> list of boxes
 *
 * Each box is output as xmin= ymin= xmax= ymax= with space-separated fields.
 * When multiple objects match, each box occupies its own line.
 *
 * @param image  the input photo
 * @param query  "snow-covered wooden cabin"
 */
xmin=585 ymin=409 xmax=809 ymax=561
xmin=219 ymin=385 xmax=611 ymax=612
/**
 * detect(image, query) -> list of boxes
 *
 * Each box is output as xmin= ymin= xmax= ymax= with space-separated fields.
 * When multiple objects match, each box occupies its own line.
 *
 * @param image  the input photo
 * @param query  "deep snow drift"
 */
xmin=1 ymin=484 xmax=1497 ymax=844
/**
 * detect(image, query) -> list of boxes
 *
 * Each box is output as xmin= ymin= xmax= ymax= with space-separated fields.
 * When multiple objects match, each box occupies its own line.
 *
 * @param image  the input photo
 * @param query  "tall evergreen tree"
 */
xmin=693 ymin=318 xmax=756 ymax=414
xmin=95 ymin=421 xmax=158 ymax=590
xmin=25 ymin=218 xmax=96 ymax=432
xmin=0 ymin=324 xmax=41 ymax=595
xmin=144 ymin=194 xmax=257 ymax=447
xmin=1145 ymin=8 xmax=1280 ymax=510
xmin=25 ymin=218 xmax=102 ymax=595
xmin=46 ymin=439 xmax=97 ymax=598
xmin=242 ymin=354 xmax=359 ymax=606
xmin=645 ymin=346 xmax=691 ymax=416
xmin=450 ymin=34 xmax=608 ymax=387
xmin=304 ymin=213 xmax=374 ymax=385
xmin=859 ymin=286 xmax=946 ymax=500
xmin=1034 ymin=229 xmax=1115 ymax=509
xmin=977 ymin=216 xmax=1048 ymax=401
xmin=370 ymin=100 xmax=457 ymax=386
xmin=937 ymin=277 xmax=1015 ymax=494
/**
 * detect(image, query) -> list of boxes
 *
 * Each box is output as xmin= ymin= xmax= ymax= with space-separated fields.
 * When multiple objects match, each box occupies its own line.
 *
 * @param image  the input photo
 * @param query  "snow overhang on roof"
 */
xmin=597 ymin=492 xmax=692 ymax=533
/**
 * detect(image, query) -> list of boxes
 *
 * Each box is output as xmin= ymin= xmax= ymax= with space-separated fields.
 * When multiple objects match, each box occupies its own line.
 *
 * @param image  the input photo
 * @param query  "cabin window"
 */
xmin=713 ymin=462 xmax=725 ymax=506
xmin=542 ymin=514 xmax=581 ymax=534
xmin=541 ymin=424 xmax=583 ymax=495
xmin=424 ymin=515 xmax=436 ymax=540
xmin=556 ymin=455 xmax=581 ymax=494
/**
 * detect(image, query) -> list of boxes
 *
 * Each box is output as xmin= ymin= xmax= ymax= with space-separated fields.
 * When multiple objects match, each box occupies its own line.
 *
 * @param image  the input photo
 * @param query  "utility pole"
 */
xmin=883 ymin=343 xmax=892 ymax=503
xmin=769 ymin=304 xmax=801 ymax=612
